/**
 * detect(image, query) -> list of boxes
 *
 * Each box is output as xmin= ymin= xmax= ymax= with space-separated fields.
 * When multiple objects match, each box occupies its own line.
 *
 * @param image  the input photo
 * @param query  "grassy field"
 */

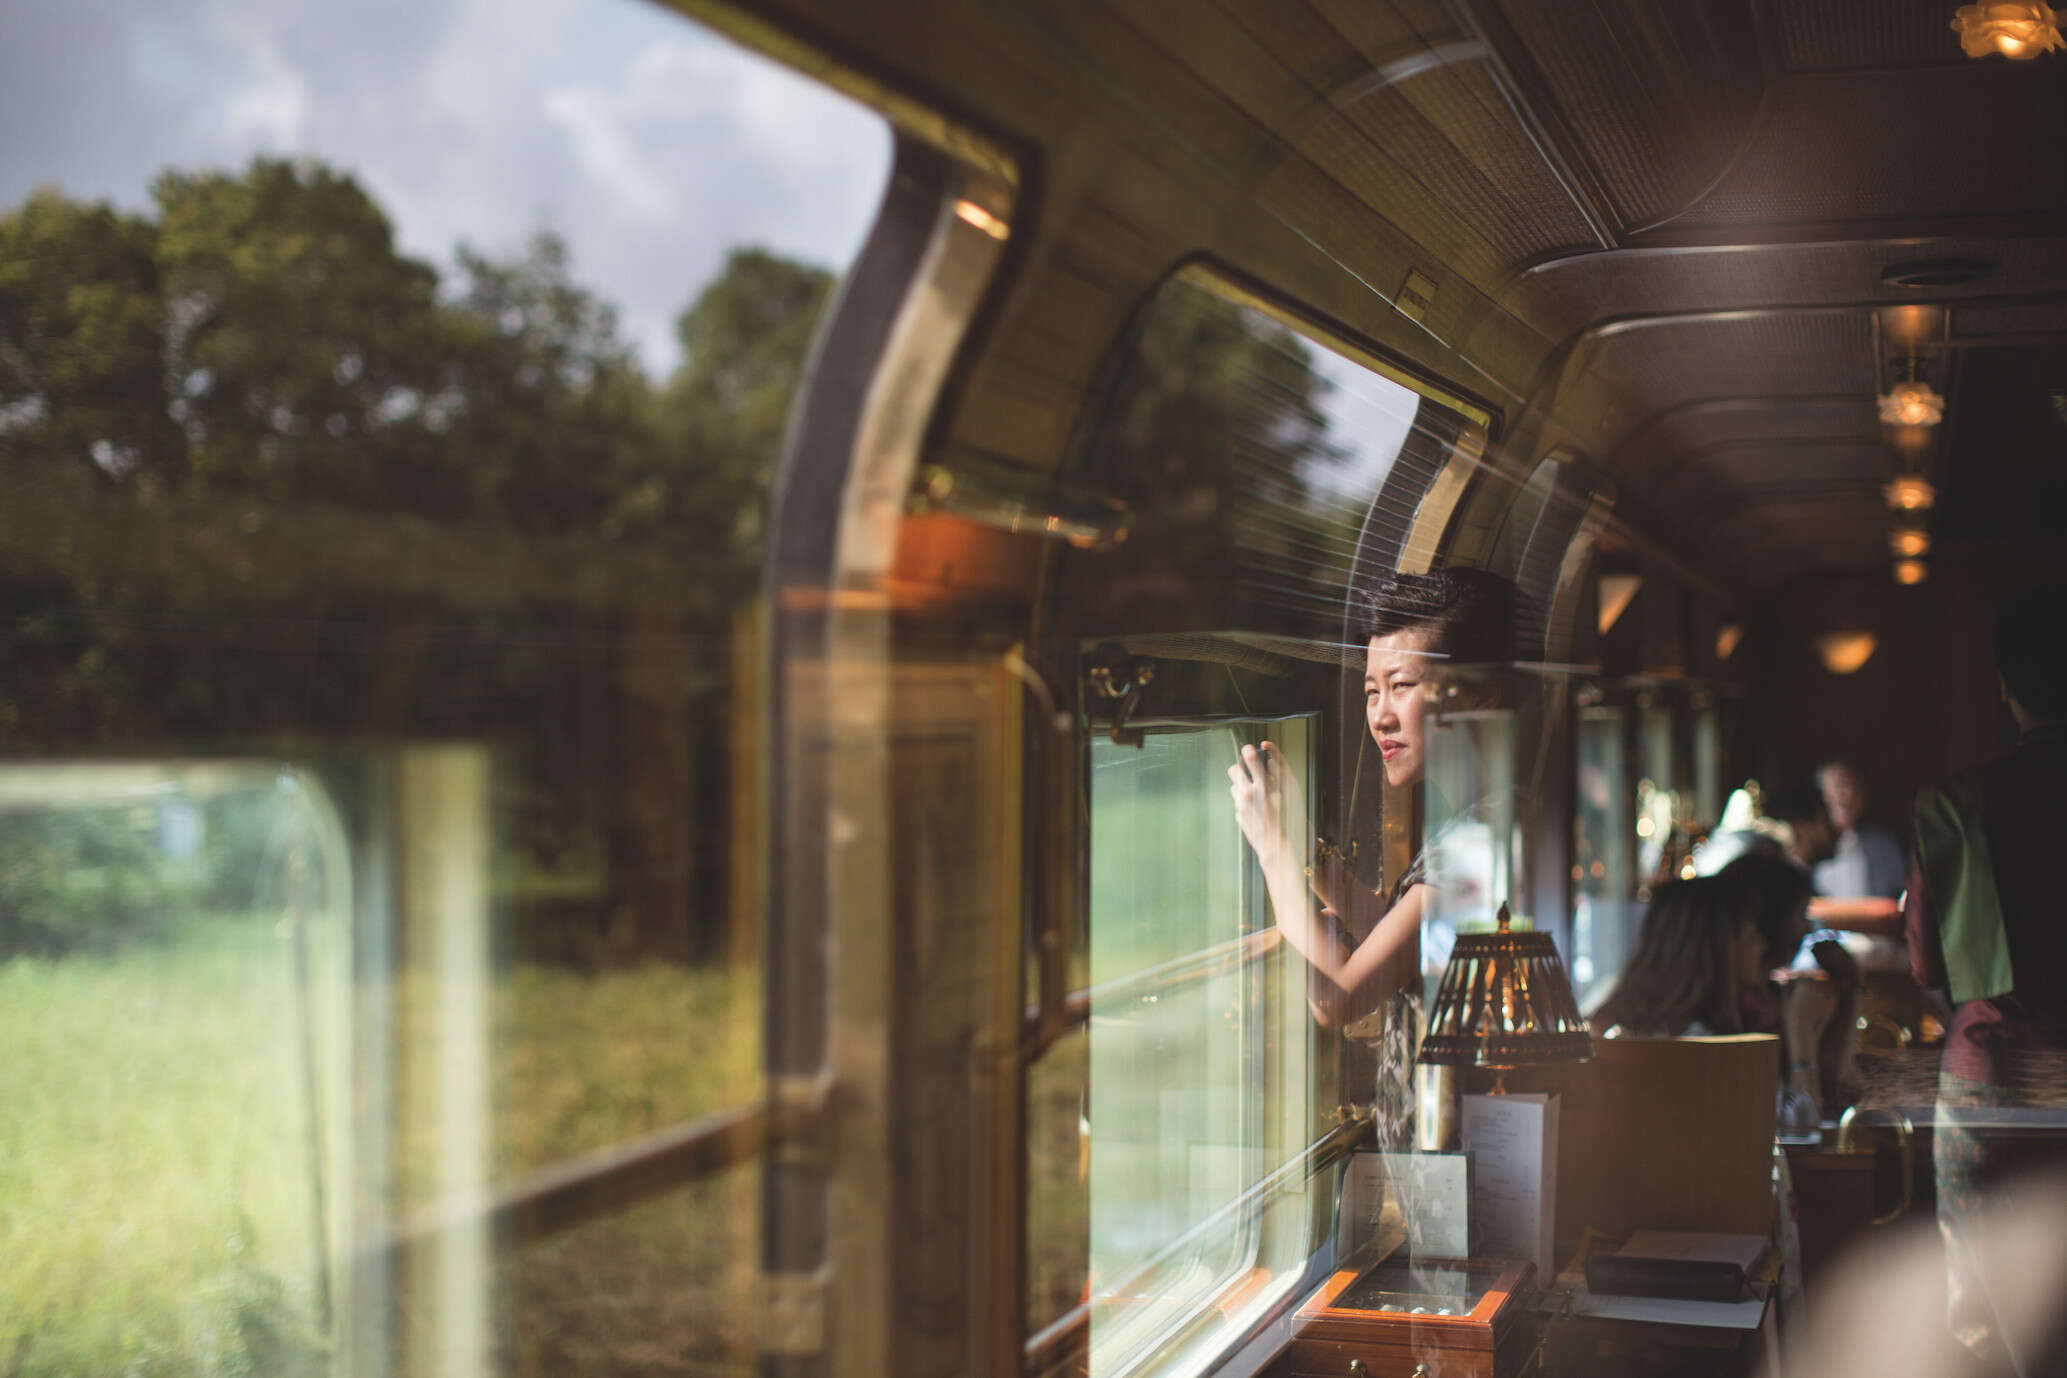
xmin=0 ymin=916 xmax=759 ymax=1378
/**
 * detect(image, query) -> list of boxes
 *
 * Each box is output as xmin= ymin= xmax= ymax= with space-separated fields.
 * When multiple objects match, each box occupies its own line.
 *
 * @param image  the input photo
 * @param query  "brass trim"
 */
xmin=663 ymin=1 xmax=1018 ymax=191
xmin=1175 ymin=264 xmax=1497 ymax=431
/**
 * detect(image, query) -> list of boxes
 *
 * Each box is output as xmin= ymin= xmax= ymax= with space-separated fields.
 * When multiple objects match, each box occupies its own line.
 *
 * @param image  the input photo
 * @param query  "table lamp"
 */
xmin=1418 ymin=903 xmax=1593 ymax=1094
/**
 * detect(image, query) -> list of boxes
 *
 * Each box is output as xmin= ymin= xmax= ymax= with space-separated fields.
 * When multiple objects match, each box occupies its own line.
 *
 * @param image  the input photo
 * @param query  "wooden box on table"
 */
xmin=1276 ymin=1255 xmax=1538 ymax=1378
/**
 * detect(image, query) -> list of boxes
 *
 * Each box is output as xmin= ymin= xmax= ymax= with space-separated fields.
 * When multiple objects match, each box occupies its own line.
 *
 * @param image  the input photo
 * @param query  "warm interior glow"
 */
xmin=1895 ymin=558 xmax=1930 ymax=585
xmin=1879 ymin=304 xmax=1945 ymax=347
xmin=1598 ymin=573 xmax=1641 ymax=635
xmin=1716 ymin=623 xmax=1744 ymax=660
xmin=1879 ymin=381 xmax=1945 ymax=427
xmin=953 ymin=199 xmax=1010 ymax=240
xmin=1890 ymin=424 xmax=1935 ymax=462
xmin=1816 ymin=630 xmax=1879 ymax=675
xmin=1952 ymin=2 xmax=2063 ymax=59
xmin=1886 ymin=474 xmax=1937 ymax=511
xmin=1890 ymin=526 xmax=1932 ymax=558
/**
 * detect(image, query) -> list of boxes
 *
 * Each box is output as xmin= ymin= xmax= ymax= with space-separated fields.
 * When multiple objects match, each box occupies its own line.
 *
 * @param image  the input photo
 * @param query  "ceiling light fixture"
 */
xmin=1880 ymin=381 xmax=1946 ymax=427
xmin=1895 ymin=558 xmax=1930 ymax=586
xmin=1885 ymin=474 xmax=1938 ymax=511
xmin=1891 ymin=526 xmax=1932 ymax=559
xmin=1953 ymin=2 xmax=2064 ymax=57
xmin=1816 ymin=631 xmax=1879 ymax=675
xmin=1716 ymin=624 xmax=1744 ymax=661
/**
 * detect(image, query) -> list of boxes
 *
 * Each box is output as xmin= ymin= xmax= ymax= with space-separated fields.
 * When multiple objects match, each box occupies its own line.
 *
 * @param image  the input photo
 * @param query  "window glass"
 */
xmin=0 ymin=4 xmax=889 ymax=1373
xmin=1423 ymin=706 xmax=1517 ymax=987
xmin=1693 ymin=700 xmax=1722 ymax=827
xmin=1572 ymin=705 xmax=1628 ymax=998
xmin=1636 ymin=701 xmax=1678 ymax=891
xmin=1086 ymin=718 xmax=1316 ymax=1378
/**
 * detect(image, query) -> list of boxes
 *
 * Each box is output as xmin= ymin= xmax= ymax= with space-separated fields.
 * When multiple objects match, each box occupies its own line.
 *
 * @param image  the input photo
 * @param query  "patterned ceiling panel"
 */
xmin=1335 ymin=62 xmax=1599 ymax=271
xmin=1511 ymin=237 xmax=2067 ymax=345
xmin=1583 ymin=311 xmax=1876 ymax=418
xmin=1676 ymin=68 xmax=2067 ymax=229
xmin=1495 ymin=0 xmax=1762 ymax=229
xmin=1620 ymin=395 xmax=1879 ymax=473
xmin=1953 ymin=302 xmax=2067 ymax=340
xmin=1770 ymin=0 xmax=1968 ymax=71
xmin=1679 ymin=438 xmax=1888 ymax=489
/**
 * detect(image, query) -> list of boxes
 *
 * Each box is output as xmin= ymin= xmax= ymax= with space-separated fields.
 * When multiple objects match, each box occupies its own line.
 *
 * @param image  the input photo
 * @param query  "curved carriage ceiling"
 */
xmin=739 ymin=0 xmax=2067 ymax=593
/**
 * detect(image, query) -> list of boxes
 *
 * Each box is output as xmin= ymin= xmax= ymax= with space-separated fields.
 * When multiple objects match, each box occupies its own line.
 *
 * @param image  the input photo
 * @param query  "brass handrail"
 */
xmin=1836 ymin=1105 xmax=1916 ymax=1226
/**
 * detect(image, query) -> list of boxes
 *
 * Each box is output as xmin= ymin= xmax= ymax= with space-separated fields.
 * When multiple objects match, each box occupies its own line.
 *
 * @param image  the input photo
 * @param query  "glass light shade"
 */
xmin=1952 ymin=2 xmax=2063 ymax=58
xmin=1890 ymin=526 xmax=1931 ymax=559
xmin=1895 ymin=558 xmax=1930 ymax=586
xmin=1816 ymin=630 xmax=1878 ymax=675
xmin=1597 ymin=573 xmax=1641 ymax=635
xmin=1715 ymin=623 xmax=1744 ymax=660
xmin=1885 ymin=474 xmax=1937 ymax=511
xmin=1879 ymin=382 xmax=1945 ymax=427
xmin=1418 ymin=905 xmax=1593 ymax=1071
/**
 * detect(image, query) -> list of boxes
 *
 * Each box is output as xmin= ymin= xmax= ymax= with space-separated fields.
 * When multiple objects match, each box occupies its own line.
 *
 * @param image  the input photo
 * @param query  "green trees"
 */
xmin=0 ymin=156 xmax=836 ymax=959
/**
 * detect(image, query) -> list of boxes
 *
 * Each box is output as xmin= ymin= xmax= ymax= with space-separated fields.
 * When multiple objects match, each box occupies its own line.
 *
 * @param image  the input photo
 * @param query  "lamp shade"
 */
xmin=1418 ymin=904 xmax=1593 ymax=1071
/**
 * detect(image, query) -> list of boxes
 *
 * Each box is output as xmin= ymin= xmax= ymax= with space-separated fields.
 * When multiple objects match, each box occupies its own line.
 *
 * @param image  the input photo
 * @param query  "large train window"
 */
xmin=0 ymin=8 xmax=891 ymax=1375
xmin=1028 ymin=267 xmax=1498 ymax=1378
xmin=1085 ymin=716 xmax=1317 ymax=1376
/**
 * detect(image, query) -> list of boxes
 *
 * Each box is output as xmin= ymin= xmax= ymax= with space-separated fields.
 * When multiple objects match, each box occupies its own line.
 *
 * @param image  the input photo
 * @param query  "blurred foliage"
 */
xmin=0 ymin=158 xmax=836 ymax=961
xmin=1067 ymin=276 xmax=1351 ymax=638
xmin=0 ymin=803 xmax=196 ymax=956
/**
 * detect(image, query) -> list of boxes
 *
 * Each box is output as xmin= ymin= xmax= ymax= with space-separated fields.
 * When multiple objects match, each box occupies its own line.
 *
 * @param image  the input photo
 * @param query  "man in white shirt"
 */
xmin=1814 ymin=759 xmax=1908 ymax=902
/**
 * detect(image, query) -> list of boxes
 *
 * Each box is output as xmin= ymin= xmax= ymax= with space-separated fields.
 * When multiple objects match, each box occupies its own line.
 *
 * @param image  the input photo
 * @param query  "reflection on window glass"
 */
xmin=1 ymin=3 xmax=888 ymax=1372
xmin=1693 ymin=701 xmax=1722 ymax=827
xmin=1027 ymin=1025 xmax=1091 ymax=1341
xmin=1572 ymin=706 xmax=1628 ymax=997
xmin=496 ymin=1163 xmax=758 ymax=1378
xmin=1059 ymin=271 xmax=1441 ymax=642
xmin=1086 ymin=719 xmax=1315 ymax=1378
xmin=1423 ymin=707 xmax=1518 ymax=985
xmin=1636 ymin=702 xmax=1677 ymax=888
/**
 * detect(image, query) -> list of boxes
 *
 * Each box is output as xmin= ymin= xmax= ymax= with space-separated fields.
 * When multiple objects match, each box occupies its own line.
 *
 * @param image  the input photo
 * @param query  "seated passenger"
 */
xmin=1815 ymin=758 xmax=1908 ymax=904
xmin=1227 ymin=567 xmax=1511 ymax=1026
xmin=1769 ymin=778 xmax=1902 ymax=927
xmin=1723 ymin=849 xmax=1862 ymax=1115
xmin=1720 ymin=849 xmax=1814 ymax=976
xmin=1587 ymin=875 xmax=1764 ymax=1039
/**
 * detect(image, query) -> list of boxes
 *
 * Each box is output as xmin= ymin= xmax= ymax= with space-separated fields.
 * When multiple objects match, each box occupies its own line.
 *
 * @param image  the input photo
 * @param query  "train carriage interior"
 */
xmin=8 ymin=0 xmax=2067 ymax=1376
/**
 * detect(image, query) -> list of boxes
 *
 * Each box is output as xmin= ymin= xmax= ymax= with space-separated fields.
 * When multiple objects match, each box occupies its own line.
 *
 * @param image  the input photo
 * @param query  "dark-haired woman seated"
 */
xmin=1588 ymin=875 xmax=1768 ymax=1039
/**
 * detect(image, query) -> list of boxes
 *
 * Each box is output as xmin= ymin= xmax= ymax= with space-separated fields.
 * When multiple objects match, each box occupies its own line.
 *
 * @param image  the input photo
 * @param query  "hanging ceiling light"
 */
xmin=1879 ymin=381 xmax=1946 ymax=427
xmin=1816 ymin=631 xmax=1879 ymax=675
xmin=1895 ymin=558 xmax=1931 ymax=585
xmin=1890 ymin=526 xmax=1932 ymax=559
xmin=1716 ymin=623 xmax=1744 ymax=661
xmin=1952 ymin=2 xmax=2064 ymax=58
xmin=1885 ymin=474 xmax=1938 ymax=511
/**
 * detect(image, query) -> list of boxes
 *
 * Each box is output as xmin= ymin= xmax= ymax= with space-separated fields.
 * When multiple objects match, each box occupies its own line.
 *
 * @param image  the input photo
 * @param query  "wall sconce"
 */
xmin=1953 ymin=2 xmax=2063 ymax=58
xmin=1598 ymin=573 xmax=1641 ymax=635
xmin=1879 ymin=381 xmax=1945 ymax=427
xmin=1895 ymin=559 xmax=1930 ymax=586
xmin=1716 ymin=623 xmax=1744 ymax=661
xmin=1816 ymin=631 xmax=1879 ymax=675
xmin=1885 ymin=474 xmax=1937 ymax=511
xmin=1890 ymin=526 xmax=1932 ymax=559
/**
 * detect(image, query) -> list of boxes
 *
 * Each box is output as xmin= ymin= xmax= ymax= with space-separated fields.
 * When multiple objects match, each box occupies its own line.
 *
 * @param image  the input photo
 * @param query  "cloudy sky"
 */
xmin=0 ymin=0 xmax=892 ymax=375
